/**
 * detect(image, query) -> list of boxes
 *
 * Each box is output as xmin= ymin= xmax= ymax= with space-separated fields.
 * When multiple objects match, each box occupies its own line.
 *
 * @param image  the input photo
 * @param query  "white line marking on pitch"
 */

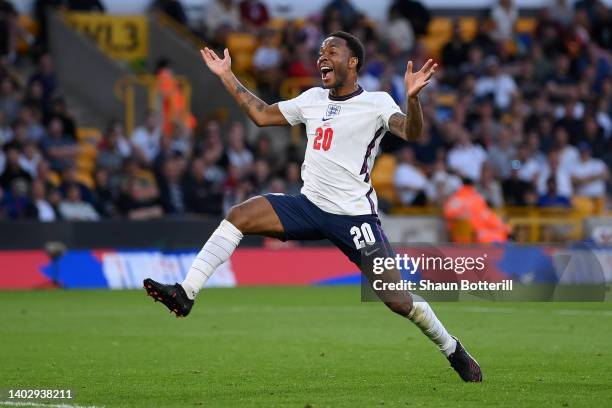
xmin=0 ymin=401 xmax=103 ymax=408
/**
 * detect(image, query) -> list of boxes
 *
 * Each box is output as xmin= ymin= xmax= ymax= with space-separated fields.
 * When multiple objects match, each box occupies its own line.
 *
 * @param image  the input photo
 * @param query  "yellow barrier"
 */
xmin=64 ymin=12 xmax=148 ymax=61
xmin=114 ymin=74 xmax=192 ymax=135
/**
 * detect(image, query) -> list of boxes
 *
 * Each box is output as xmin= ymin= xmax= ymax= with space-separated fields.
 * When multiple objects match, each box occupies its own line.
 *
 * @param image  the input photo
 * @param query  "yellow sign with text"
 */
xmin=65 ymin=13 xmax=148 ymax=61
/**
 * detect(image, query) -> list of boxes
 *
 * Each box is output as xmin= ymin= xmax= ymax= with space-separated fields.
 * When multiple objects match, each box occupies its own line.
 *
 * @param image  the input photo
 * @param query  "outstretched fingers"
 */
xmin=425 ymin=63 xmax=438 ymax=80
xmin=420 ymin=58 xmax=434 ymax=73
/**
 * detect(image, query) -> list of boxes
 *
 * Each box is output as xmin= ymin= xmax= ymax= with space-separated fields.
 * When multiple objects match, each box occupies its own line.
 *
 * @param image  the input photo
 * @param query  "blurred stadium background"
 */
xmin=0 ymin=0 xmax=611 ymax=289
xmin=2 ymin=2 xmax=612 ymax=407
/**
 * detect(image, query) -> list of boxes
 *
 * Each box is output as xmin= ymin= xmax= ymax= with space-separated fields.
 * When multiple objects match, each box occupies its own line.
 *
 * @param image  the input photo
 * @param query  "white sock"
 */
xmin=408 ymin=294 xmax=457 ymax=357
xmin=181 ymin=219 xmax=243 ymax=299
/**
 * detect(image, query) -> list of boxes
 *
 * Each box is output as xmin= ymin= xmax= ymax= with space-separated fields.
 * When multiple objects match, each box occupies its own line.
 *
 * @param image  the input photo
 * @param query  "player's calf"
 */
xmin=384 ymin=300 xmax=413 ymax=317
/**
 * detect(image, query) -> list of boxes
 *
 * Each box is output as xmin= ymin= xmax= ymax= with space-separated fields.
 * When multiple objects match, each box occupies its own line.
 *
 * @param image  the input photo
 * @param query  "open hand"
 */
xmin=405 ymin=59 xmax=437 ymax=98
xmin=200 ymin=47 xmax=232 ymax=77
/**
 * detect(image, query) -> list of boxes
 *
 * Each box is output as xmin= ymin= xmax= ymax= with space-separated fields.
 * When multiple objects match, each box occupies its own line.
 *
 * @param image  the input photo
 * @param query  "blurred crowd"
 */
xmin=0 ymin=0 xmax=611 ymax=222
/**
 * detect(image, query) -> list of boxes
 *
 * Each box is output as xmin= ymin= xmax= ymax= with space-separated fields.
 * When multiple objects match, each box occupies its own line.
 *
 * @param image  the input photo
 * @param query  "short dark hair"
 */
xmin=326 ymin=31 xmax=365 ymax=72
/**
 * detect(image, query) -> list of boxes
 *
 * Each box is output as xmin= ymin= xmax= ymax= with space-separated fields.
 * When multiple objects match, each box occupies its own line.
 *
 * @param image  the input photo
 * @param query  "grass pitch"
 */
xmin=1 ymin=287 xmax=611 ymax=407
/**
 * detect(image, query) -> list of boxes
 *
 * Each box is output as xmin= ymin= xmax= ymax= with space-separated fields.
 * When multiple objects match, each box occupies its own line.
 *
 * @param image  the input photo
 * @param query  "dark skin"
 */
xmin=201 ymin=38 xmax=438 ymax=316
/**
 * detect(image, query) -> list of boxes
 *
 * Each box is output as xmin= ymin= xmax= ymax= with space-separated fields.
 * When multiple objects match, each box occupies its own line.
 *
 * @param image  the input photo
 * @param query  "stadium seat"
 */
xmin=77 ymin=128 xmax=103 ymax=145
xmin=371 ymin=154 xmax=399 ymax=205
xmin=516 ymin=18 xmax=536 ymax=35
xmin=227 ymin=33 xmax=258 ymax=72
xmin=17 ymin=15 xmax=38 ymax=53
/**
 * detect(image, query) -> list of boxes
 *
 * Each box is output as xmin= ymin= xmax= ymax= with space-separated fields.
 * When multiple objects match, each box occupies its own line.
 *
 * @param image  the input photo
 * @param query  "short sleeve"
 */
xmin=378 ymin=93 xmax=402 ymax=132
xmin=278 ymin=88 xmax=316 ymax=126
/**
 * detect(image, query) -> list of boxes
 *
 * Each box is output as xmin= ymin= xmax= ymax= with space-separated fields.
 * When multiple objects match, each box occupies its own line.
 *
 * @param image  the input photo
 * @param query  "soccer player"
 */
xmin=144 ymin=31 xmax=482 ymax=382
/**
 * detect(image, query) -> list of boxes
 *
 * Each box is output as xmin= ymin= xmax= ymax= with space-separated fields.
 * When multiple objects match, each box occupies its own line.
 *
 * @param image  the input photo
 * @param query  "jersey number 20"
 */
xmin=313 ymin=127 xmax=333 ymax=151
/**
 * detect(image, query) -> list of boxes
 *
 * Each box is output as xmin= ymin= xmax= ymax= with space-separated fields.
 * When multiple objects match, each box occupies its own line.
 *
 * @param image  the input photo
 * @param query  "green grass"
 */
xmin=1 ymin=287 xmax=611 ymax=407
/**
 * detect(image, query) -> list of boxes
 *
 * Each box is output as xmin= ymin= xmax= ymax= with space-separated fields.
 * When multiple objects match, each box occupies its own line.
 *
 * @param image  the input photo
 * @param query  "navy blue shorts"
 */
xmin=264 ymin=193 xmax=394 ymax=268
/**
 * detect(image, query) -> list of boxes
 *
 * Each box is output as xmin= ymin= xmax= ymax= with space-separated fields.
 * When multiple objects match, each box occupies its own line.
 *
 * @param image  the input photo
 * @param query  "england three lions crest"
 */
xmin=325 ymin=104 xmax=341 ymax=118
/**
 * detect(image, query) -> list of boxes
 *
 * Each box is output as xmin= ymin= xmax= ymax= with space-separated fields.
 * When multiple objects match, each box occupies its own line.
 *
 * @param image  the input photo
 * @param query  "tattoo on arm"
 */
xmin=405 ymin=96 xmax=423 ymax=141
xmin=388 ymin=112 xmax=406 ymax=138
xmin=228 ymin=75 xmax=268 ymax=119
xmin=388 ymin=97 xmax=423 ymax=141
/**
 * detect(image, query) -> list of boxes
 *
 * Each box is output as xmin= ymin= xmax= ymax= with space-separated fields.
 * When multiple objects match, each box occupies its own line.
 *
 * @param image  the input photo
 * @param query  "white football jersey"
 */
xmin=278 ymin=86 xmax=402 ymax=216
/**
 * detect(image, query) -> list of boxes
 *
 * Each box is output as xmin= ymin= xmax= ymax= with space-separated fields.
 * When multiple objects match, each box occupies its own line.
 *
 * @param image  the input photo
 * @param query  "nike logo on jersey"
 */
xmin=322 ymin=117 xmax=333 ymax=121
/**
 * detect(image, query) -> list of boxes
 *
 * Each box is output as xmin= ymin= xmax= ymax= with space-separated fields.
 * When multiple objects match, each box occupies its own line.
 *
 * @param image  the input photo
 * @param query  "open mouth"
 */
xmin=320 ymin=66 xmax=334 ymax=81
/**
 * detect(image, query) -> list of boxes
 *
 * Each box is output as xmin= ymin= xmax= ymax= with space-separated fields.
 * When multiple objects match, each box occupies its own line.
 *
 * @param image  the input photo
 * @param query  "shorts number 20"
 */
xmin=350 ymin=222 xmax=375 ymax=249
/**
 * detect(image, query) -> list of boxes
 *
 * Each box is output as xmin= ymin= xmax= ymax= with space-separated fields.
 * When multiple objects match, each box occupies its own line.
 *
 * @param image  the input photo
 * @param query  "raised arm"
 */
xmin=200 ymin=47 xmax=288 ymax=127
xmin=388 ymin=59 xmax=437 ymax=142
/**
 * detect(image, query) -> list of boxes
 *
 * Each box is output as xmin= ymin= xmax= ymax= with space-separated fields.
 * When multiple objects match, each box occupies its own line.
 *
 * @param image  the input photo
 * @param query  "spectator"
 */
xmin=0 ymin=110 xmax=11 ymax=145
xmin=537 ymin=150 xmax=572 ymax=197
xmin=17 ymin=106 xmax=46 ymax=143
xmin=45 ymin=96 xmax=76 ymax=140
xmin=184 ymin=157 xmax=223 ymax=215
xmin=250 ymin=159 xmax=270 ymax=194
xmin=390 ymin=0 xmax=430 ymax=37
xmin=252 ymin=29 xmax=282 ymax=87
xmin=93 ymin=167 xmax=116 ymax=218
xmin=547 ymin=0 xmax=574 ymax=28
xmin=23 ymin=80 xmax=47 ymax=117
xmin=474 ymin=56 xmax=518 ymax=111
xmin=40 ymin=117 xmax=78 ymax=171
xmin=59 ymin=165 xmax=94 ymax=204
xmin=253 ymin=132 xmax=278 ymax=171
xmin=58 ymin=183 xmax=100 ymax=221
xmin=393 ymin=146 xmax=427 ymax=206
xmin=0 ymin=76 xmax=20 ymax=123
xmin=205 ymin=0 xmax=240 ymax=40
xmin=490 ymin=0 xmax=518 ymax=42
xmin=30 ymin=178 xmax=56 ymax=221
xmin=426 ymin=159 xmax=462 ymax=206
xmin=35 ymin=159 xmax=58 ymax=191
xmin=158 ymin=155 xmax=186 ymax=215
xmin=476 ymin=162 xmax=504 ymax=208
xmin=2 ymin=178 xmax=34 ymax=219
xmin=447 ymin=127 xmax=487 ymax=182
xmin=117 ymin=169 xmax=164 ymax=220
xmin=323 ymin=0 xmax=359 ymax=32
xmin=441 ymin=20 xmax=470 ymax=84
xmin=97 ymin=120 xmax=132 ymax=173
xmin=131 ymin=110 xmax=162 ymax=166
xmin=0 ymin=142 xmax=31 ymax=190
xmin=514 ymin=145 xmax=542 ymax=185
xmin=0 ymin=1 xmax=17 ymax=60
xmin=502 ymin=160 xmax=538 ymax=206
xmin=28 ymin=53 xmax=57 ymax=108
xmin=409 ymin=121 xmax=441 ymax=168
xmin=381 ymin=5 xmax=415 ymax=55
xmin=487 ymin=125 xmax=516 ymax=179
xmin=19 ymin=141 xmax=42 ymax=177
xmin=552 ymin=126 xmax=579 ymax=171
xmin=239 ymin=0 xmax=269 ymax=30
xmin=537 ymin=177 xmax=571 ymax=208
xmin=570 ymin=143 xmax=609 ymax=200
xmin=226 ymin=122 xmax=253 ymax=175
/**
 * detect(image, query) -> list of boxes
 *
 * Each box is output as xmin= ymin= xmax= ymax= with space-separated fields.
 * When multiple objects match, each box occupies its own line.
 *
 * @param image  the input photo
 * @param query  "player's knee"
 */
xmin=226 ymin=204 xmax=249 ymax=232
xmin=385 ymin=301 xmax=413 ymax=317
